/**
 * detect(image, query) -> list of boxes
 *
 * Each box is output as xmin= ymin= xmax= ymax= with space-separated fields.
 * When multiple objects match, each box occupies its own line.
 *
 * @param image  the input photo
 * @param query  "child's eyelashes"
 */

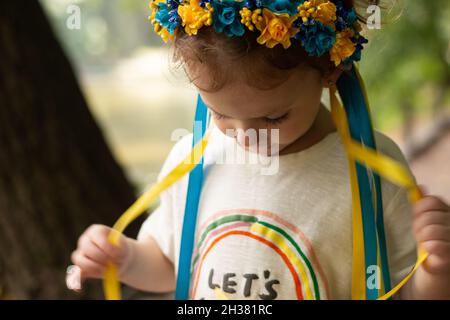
xmin=211 ymin=111 xmax=227 ymax=120
xmin=264 ymin=112 xmax=290 ymax=125
xmin=210 ymin=109 xmax=290 ymax=125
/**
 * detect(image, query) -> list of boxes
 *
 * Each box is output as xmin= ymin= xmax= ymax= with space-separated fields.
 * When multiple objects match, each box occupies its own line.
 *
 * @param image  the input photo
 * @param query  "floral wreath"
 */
xmin=148 ymin=0 xmax=369 ymax=66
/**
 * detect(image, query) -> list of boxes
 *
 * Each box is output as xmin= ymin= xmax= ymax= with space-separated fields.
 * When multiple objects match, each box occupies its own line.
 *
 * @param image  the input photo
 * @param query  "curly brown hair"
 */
xmin=171 ymin=0 xmax=382 ymax=92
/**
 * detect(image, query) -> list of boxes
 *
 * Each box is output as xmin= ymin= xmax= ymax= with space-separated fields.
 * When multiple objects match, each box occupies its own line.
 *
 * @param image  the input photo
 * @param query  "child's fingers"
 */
xmin=415 ymin=224 xmax=450 ymax=243
xmin=413 ymin=196 xmax=450 ymax=217
xmin=422 ymin=252 xmax=450 ymax=275
xmin=78 ymin=235 xmax=111 ymax=266
xmin=71 ymin=250 xmax=105 ymax=279
xmin=89 ymin=228 xmax=124 ymax=261
xmin=422 ymin=240 xmax=450 ymax=258
xmin=413 ymin=210 xmax=450 ymax=235
xmin=86 ymin=225 xmax=124 ymax=259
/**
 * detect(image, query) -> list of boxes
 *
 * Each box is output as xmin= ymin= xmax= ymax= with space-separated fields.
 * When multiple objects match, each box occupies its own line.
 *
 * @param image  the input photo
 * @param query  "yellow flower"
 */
xmin=240 ymin=7 xmax=264 ymax=32
xmin=154 ymin=23 xmax=177 ymax=42
xmin=315 ymin=1 xmax=336 ymax=25
xmin=149 ymin=0 xmax=165 ymax=23
xmin=177 ymin=0 xmax=213 ymax=36
xmin=256 ymin=9 xmax=299 ymax=49
xmin=298 ymin=0 xmax=337 ymax=26
xmin=330 ymin=28 xmax=356 ymax=66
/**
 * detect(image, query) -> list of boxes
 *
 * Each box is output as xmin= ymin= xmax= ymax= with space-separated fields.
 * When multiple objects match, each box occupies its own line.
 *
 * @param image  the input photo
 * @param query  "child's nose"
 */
xmin=232 ymin=119 xmax=260 ymax=133
xmin=233 ymin=120 xmax=261 ymax=148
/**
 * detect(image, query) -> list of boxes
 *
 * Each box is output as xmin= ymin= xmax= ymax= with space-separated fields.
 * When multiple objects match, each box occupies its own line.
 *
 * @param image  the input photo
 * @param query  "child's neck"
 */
xmin=279 ymin=104 xmax=337 ymax=156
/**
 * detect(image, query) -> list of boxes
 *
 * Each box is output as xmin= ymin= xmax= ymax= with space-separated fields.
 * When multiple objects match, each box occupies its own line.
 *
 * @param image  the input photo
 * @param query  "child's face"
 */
xmin=195 ymin=65 xmax=325 ymax=155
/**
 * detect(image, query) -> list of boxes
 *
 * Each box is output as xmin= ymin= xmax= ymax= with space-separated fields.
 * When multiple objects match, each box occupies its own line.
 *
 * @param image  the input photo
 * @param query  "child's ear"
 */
xmin=322 ymin=64 xmax=352 ymax=88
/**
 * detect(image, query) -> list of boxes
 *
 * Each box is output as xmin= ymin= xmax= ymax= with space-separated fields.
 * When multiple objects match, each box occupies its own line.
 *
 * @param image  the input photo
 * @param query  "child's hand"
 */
xmin=413 ymin=189 xmax=450 ymax=275
xmin=68 ymin=225 xmax=132 ymax=291
xmin=406 ymin=187 xmax=450 ymax=299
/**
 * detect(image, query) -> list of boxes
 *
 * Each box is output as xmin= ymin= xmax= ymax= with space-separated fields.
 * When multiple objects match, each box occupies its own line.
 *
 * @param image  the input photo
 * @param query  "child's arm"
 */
xmin=70 ymin=224 xmax=175 ymax=293
xmin=121 ymin=236 xmax=176 ymax=292
xmin=398 ymin=192 xmax=450 ymax=300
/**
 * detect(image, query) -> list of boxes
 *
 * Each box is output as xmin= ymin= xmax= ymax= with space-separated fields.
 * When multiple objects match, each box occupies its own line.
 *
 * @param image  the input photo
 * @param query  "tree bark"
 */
xmin=0 ymin=2 xmax=136 ymax=299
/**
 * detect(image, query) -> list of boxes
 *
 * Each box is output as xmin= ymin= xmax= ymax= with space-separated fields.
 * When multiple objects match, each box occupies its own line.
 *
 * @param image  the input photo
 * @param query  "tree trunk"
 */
xmin=0 ymin=2 xmax=137 ymax=299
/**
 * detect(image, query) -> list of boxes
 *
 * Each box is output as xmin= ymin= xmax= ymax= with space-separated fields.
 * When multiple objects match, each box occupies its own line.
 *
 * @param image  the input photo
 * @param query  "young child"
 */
xmin=69 ymin=0 xmax=450 ymax=299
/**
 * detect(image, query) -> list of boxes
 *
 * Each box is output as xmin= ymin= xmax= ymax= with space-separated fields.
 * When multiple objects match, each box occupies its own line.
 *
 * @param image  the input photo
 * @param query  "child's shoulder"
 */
xmin=170 ymin=132 xmax=195 ymax=159
xmin=373 ymin=131 xmax=410 ymax=169
xmin=158 ymin=132 xmax=194 ymax=178
xmin=163 ymin=126 xmax=226 ymax=168
xmin=372 ymin=130 xmax=417 ymax=206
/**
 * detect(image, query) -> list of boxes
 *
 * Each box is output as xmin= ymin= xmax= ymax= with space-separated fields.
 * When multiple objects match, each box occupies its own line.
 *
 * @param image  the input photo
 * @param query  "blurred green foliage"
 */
xmin=360 ymin=0 xmax=450 ymax=130
xmin=40 ymin=0 xmax=164 ymax=67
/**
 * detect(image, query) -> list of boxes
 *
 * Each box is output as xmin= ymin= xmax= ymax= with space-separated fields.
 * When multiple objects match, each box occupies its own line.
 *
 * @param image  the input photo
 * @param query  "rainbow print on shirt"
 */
xmin=189 ymin=208 xmax=330 ymax=300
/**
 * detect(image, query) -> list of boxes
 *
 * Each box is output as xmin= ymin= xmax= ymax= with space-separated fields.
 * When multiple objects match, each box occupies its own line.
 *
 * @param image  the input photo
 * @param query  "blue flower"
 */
xmin=335 ymin=1 xmax=358 ymax=28
xmin=199 ymin=0 xmax=210 ymax=8
xmin=346 ymin=9 xmax=358 ymax=25
xmin=344 ymin=35 xmax=368 ymax=64
xmin=155 ymin=2 xmax=180 ymax=34
xmin=245 ymin=0 xmax=263 ymax=10
xmin=296 ymin=21 xmax=336 ymax=57
xmin=261 ymin=0 xmax=303 ymax=15
xmin=211 ymin=0 xmax=246 ymax=37
xmin=166 ymin=0 xmax=180 ymax=9
xmin=334 ymin=16 xmax=344 ymax=31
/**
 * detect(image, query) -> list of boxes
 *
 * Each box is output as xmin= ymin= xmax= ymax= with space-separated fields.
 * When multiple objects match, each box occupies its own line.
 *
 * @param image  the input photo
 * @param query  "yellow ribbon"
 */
xmin=103 ymin=129 xmax=212 ymax=300
xmin=329 ymin=85 xmax=428 ymax=300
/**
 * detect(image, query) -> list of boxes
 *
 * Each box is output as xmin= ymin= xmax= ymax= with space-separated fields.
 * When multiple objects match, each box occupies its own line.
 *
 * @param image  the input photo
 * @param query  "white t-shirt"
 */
xmin=137 ymin=125 xmax=417 ymax=300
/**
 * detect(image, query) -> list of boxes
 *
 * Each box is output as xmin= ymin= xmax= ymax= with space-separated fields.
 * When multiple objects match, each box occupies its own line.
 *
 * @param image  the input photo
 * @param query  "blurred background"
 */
xmin=0 ymin=0 xmax=448 ymax=299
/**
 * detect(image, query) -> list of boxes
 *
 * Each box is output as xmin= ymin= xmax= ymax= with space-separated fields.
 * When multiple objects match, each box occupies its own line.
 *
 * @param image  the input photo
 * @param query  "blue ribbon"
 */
xmin=337 ymin=66 xmax=392 ymax=299
xmin=175 ymin=94 xmax=209 ymax=300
